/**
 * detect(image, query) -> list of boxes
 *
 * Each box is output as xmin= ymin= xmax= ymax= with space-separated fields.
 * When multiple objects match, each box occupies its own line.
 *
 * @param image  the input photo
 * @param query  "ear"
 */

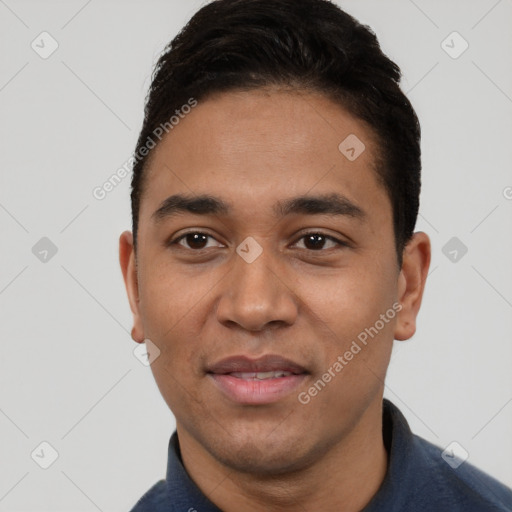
xmin=119 ymin=231 xmax=145 ymax=343
xmin=394 ymin=232 xmax=431 ymax=341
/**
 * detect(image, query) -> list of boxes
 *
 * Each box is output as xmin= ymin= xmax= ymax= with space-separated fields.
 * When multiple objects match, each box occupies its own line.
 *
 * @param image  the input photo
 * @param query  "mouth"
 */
xmin=228 ymin=370 xmax=297 ymax=380
xmin=206 ymin=355 xmax=309 ymax=405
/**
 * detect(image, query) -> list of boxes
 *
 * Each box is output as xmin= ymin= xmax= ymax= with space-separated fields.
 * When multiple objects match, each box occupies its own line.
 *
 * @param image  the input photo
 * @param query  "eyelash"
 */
xmin=169 ymin=230 xmax=349 ymax=252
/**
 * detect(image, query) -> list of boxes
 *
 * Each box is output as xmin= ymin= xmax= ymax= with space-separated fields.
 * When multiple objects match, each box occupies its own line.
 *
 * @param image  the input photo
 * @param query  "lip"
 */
xmin=207 ymin=354 xmax=307 ymax=375
xmin=207 ymin=355 xmax=308 ymax=405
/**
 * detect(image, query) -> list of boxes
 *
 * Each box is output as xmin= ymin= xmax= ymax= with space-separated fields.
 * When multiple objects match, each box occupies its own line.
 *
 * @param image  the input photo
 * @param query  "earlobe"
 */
xmin=394 ymin=232 xmax=431 ymax=341
xmin=119 ymin=231 xmax=145 ymax=343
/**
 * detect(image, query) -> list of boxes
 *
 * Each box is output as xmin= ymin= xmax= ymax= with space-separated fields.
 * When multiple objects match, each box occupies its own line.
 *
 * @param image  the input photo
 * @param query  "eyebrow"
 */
xmin=151 ymin=193 xmax=366 ymax=223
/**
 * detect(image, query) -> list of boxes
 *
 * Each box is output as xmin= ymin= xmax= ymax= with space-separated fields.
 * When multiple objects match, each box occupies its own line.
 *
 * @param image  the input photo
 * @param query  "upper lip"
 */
xmin=207 ymin=355 xmax=308 ymax=375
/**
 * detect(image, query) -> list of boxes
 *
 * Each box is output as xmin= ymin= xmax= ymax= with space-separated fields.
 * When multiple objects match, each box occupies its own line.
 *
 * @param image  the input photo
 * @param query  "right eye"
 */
xmin=170 ymin=231 xmax=225 ymax=251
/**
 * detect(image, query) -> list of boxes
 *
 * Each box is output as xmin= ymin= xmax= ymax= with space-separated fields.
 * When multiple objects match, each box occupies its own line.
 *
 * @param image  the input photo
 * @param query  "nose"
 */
xmin=215 ymin=249 xmax=299 ymax=332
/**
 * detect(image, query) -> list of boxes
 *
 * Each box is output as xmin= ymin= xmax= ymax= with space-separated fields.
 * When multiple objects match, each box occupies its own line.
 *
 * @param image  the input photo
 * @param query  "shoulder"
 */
xmin=128 ymin=479 xmax=169 ymax=512
xmin=411 ymin=434 xmax=512 ymax=511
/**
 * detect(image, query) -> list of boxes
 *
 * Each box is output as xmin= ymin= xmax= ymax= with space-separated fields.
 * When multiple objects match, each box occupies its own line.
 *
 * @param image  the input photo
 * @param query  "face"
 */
xmin=120 ymin=88 xmax=430 ymax=475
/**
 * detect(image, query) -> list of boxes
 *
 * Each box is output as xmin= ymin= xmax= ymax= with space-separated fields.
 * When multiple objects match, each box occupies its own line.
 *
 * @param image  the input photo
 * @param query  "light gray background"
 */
xmin=1 ymin=0 xmax=511 ymax=510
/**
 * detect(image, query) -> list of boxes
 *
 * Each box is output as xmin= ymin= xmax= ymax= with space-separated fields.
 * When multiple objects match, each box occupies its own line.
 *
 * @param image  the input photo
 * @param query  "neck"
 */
xmin=177 ymin=400 xmax=388 ymax=512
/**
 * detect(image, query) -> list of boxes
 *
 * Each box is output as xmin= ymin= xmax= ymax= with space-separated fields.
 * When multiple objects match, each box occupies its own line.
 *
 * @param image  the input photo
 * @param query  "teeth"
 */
xmin=230 ymin=371 xmax=293 ymax=380
xmin=256 ymin=371 xmax=292 ymax=380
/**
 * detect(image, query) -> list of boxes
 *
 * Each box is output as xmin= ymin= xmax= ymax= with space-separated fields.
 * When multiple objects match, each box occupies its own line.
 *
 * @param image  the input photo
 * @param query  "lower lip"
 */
xmin=209 ymin=373 xmax=307 ymax=405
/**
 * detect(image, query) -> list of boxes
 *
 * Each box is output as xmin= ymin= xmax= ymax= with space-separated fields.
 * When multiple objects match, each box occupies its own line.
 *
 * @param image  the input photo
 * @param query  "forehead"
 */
xmin=139 ymin=88 xmax=388 ymax=221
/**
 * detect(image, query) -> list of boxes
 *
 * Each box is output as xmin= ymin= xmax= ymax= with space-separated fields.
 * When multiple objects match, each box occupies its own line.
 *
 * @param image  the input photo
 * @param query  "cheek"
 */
xmin=141 ymin=278 xmax=208 ymax=415
xmin=299 ymin=263 xmax=395 ymax=336
xmin=303 ymin=276 xmax=395 ymax=421
xmin=296 ymin=260 xmax=397 ymax=392
xmin=138 ymin=254 xmax=213 ymax=338
xmin=136 ymin=270 xmax=210 ymax=403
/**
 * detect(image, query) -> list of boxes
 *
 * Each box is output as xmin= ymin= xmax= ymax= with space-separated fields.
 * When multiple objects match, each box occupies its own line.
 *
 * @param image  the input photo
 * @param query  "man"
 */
xmin=119 ymin=0 xmax=512 ymax=510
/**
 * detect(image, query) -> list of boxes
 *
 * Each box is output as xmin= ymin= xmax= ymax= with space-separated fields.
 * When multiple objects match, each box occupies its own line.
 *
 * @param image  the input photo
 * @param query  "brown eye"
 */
xmin=183 ymin=233 xmax=209 ymax=249
xmin=172 ymin=232 xmax=224 ymax=250
xmin=294 ymin=233 xmax=344 ymax=251
xmin=303 ymin=234 xmax=327 ymax=250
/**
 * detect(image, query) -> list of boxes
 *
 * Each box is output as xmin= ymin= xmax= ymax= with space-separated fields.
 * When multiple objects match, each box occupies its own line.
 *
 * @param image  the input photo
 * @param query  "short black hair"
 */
xmin=130 ymin=0 xmax=421 ymax=267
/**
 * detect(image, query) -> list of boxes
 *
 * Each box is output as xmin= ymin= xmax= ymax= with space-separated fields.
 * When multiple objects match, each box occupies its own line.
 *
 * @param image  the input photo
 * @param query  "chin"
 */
xmin=205 ymin=426 xmax=320 ymax=476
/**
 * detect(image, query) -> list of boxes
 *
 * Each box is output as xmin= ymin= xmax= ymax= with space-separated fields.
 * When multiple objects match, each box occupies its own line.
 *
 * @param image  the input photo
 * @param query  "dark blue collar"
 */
xmin=165 ymin=430 xmax=222 ymax=511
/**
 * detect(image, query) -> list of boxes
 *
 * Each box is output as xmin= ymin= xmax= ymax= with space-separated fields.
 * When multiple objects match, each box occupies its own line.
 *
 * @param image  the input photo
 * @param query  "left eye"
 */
xmin=293 ymin=233 xmax=344 ymax=251
xmin=171 ymin=231 xmax=347 ymax=251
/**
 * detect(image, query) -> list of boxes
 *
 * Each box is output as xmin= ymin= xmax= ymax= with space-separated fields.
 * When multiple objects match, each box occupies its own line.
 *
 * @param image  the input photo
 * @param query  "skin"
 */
xmin=119 ymin=88 xmax=431 ymax=511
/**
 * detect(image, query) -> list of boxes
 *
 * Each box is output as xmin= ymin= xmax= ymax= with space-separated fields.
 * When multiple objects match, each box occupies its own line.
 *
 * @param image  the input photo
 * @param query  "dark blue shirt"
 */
xmin=130 ymin=399 xmax=512 ymax=511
